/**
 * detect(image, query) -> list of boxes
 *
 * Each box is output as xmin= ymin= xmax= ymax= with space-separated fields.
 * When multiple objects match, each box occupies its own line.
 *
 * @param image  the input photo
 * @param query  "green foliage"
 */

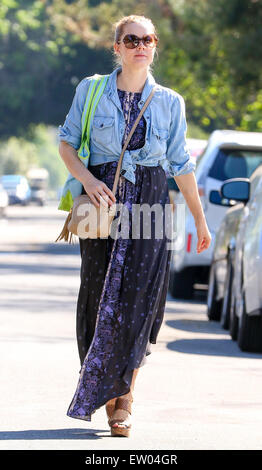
xmin=0 ymin=0 xmax=261 ymax=147
xmin=187 ymin=123 xmax=209 ymax=140
xmin=0 ymin=136 xmax=38 ymax=175
xmin=0 ymin=124 xmax=68 ymax=190
xmin=158 ymin=0 xmax=262 ymax=132
xmin=25 ymin=123 xmax=69 ymax=190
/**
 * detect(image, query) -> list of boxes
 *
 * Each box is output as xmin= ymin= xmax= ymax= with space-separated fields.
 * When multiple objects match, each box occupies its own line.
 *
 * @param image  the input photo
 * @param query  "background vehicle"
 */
xmin=186 ymin=138 xmax=208 ymax=160
xmin=0 ymin=182 xmax=9 ymax=216
xmin=26 ymin=167 xmax=49 ymax=206
xmin=206 ymin=186 xmax=246 ymax=328
xmin=167 ymin=138 xmax=207 ymax=210
xmin=169 ymin=130 xmax=262 ymax=300
xmin=0 ymin=174 xmax=31 ymax=206
xmin=219 ymin=169 xmax=262 ymax=352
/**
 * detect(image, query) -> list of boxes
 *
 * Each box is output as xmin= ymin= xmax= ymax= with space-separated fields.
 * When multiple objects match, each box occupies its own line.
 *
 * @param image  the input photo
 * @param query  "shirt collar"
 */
xmin=106 ymin=65 xmax=156 ymax=104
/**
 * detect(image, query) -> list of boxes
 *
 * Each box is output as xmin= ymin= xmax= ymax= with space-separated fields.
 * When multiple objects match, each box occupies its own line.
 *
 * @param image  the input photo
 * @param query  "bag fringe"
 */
xmin=55 ymin=209 xmax=75 ymax=244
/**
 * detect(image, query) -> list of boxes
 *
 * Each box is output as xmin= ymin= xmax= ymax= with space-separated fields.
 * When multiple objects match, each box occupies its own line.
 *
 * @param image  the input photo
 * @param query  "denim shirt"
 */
xmin=58 ymin=66 xmax=195 ymax=208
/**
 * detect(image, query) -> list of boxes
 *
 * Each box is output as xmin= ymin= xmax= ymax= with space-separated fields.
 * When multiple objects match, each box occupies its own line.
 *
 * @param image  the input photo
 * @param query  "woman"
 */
xmin=58 ymin=14 xmax=211 ymax=437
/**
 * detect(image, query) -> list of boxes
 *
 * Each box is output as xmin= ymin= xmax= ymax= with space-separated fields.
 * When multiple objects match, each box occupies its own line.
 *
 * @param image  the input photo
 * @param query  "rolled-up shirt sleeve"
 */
xmin=58 ymin=79 xmax=88 ymax=150
xmin=165 ymin=93 xmax=196 ymax=177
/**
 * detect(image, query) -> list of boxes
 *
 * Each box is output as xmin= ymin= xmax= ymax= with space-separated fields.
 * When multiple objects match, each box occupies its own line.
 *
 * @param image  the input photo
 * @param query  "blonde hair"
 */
xmin=112 ymin=15 xmax=158 ymax=71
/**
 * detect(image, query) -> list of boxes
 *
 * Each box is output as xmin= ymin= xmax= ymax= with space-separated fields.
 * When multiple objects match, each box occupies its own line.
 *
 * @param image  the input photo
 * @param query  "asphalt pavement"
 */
xmin=0 ymin=202 xmax=262 ymax=450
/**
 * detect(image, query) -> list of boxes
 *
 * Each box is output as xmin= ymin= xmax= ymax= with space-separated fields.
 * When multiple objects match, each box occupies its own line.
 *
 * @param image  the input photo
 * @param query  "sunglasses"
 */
xmin=117 ymin=34 xmax=158 ymax=49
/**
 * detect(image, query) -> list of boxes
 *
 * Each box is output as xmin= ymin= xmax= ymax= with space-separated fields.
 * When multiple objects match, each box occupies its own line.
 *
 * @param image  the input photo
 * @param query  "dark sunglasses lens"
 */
xmin=144 ymin=36 xmax=154 ymax=46
xmin=123 ymin=35 xmax=137 ymax=48
xmin=122 ymin=34 xmax=157 ymax=48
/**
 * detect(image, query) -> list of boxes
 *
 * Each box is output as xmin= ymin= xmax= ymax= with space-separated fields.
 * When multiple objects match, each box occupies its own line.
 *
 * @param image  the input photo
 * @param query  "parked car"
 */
xmin=0 ymin=174 xmax=31 ymax=205
xmin=216 ymin=167 xmax=262 ymax=352
xmin=206 ymin=185 xmax=246 ymax=327
xmin=26 ymin=167 xmax=49 ymax=206
xmin=185 ymin=138 xmax=208 ymax=160
xmin=169 ymin=130 xmax=262 ymax=300
xmin=0 ymin=182 xmax=9 ymax=216
xmin=167 ymin=138 xmax=207 ymax=208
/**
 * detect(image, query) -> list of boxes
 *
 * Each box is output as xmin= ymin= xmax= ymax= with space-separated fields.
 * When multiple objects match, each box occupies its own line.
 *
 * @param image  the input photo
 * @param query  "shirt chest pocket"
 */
xmin=91 ymin=116 xmax=114 ymax=146
xmin=150 ymin=126 xmax=169 ymax=155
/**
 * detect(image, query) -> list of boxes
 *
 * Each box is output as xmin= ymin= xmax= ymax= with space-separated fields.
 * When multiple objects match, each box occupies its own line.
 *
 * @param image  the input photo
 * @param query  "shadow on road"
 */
xmin=167 ymin=289 xmax=208 ymax=305
xmin=165 ymin=318 xmax=227 ymax=335
xmin=0 ymin=428 xmax=111 ymax=440
xmin=0 ymin=262 xmax=80 ymax=277
xmin=166 ymin=338 xmax=262 ymax=358
xmin=0 ymin=243 xmax=80 ymax=256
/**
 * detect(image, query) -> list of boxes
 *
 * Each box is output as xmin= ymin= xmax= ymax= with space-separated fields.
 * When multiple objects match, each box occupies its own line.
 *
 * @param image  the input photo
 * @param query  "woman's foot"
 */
xmin=108 ymin=391 xmax=133 ymax=435
xmin=105 ymin=397 xmax=117 ymax=424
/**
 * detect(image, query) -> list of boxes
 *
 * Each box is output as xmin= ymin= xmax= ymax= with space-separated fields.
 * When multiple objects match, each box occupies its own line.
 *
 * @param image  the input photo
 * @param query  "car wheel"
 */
xmin=229 ymin=290 xmax=238 ymax=340
xmin=220 ymin=258 xmax=233 ymax=330
xmin=237 ymin=287 xmax=262 ymax=352
xmin=169 ymin=267 xmax=196 ymax=300
xmin=207 ymin=262 xmax=222 ymax=320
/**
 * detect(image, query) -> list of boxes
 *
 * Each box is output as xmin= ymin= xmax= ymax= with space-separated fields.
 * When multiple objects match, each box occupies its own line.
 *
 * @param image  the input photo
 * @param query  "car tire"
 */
xmin=220 ymin=258 xmax=233 ymax=330
xmin=229 ymin=291 xmax=238 ymax=340
xmin=207 ymin=262 xmax=222 ymax=320
xmin=237 ymin=287 xmax=262 ymax=352
xmin=169 ymin=267 xmax=196 ymax=300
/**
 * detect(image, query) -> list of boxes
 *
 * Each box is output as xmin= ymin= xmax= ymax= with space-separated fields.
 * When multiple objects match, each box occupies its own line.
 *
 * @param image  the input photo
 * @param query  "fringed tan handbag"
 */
xmin=55 ymin=86 xmax=157 ymax=243
xmin=56 ymin=192 xmax=117 ymax=241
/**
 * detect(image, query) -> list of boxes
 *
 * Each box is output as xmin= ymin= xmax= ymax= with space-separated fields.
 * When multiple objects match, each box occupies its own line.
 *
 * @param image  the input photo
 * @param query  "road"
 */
xmin=0 ymin=202 xmax=262 ymax=450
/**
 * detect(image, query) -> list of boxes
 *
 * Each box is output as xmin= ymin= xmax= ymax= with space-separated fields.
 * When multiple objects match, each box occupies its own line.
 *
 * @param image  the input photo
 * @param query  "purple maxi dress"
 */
xmin=66 ymin=88 xmax=172 ymax=421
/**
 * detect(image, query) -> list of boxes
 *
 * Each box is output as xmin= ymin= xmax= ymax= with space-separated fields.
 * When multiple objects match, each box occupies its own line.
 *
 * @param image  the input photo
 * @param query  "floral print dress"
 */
xmin=66 ymin=89 xmax=172 ymax=422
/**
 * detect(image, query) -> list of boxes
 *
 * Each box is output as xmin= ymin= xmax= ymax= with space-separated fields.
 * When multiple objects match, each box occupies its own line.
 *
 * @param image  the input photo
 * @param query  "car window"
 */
xmin=208 ymin=148 xmax=262 ymax=181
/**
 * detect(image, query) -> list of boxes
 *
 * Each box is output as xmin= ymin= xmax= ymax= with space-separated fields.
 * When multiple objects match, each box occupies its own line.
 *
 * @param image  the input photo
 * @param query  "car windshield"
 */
xmin=208 ymin=148 xmax=262 ymax=181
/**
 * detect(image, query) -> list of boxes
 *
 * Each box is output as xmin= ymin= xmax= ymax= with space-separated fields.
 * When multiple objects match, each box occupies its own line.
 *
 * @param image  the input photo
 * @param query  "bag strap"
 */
xmin=112 ymin=85 xmax=157 ymax=195
xmin=78 ymin=74 xmax=109 ymax=160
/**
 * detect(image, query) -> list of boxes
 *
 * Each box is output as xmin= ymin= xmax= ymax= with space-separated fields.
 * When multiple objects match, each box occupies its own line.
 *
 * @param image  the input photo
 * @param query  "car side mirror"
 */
xmin=209 ymin=190 xmax=233 ymax=206
xmin=220 ymin=178 xmax=250 ymax=203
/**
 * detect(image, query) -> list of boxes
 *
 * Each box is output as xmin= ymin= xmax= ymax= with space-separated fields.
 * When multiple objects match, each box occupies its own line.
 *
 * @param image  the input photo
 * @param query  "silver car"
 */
xmin=211 ymin=165 xmax=262 ymax=352
xmin=206 ymin=194 xmax=245 ymax=329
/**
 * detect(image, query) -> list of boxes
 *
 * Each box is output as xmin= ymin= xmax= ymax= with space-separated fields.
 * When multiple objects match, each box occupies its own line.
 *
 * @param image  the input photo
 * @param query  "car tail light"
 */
xmin=186 ymin=233 xmax=192 ymax=252
xmin=198 ymin=184 xmax=205 ymax=197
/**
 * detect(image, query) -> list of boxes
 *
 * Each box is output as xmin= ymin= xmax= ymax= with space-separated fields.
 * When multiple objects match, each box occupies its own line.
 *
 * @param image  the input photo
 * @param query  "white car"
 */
xmin=0 ymin=174 xmax=31 ymax=206
xmin=169 ymin=130 xmax=262 ymax=299
xmin=186 ymin=138 xmax=207 ymax=160
xmin=167 ymin=138 xmax=207 ymax=209
xmin=0 ymin=182 xmax=9 ymax=216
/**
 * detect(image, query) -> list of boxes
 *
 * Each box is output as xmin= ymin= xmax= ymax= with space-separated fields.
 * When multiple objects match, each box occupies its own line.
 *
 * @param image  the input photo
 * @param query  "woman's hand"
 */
xmin=195 ymin=218 xmax=212 ymax=254
xmin=82 ymin=174 xmax=116 ymax=209
xmin=172 ymin=173 xmax=212 ymax=254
